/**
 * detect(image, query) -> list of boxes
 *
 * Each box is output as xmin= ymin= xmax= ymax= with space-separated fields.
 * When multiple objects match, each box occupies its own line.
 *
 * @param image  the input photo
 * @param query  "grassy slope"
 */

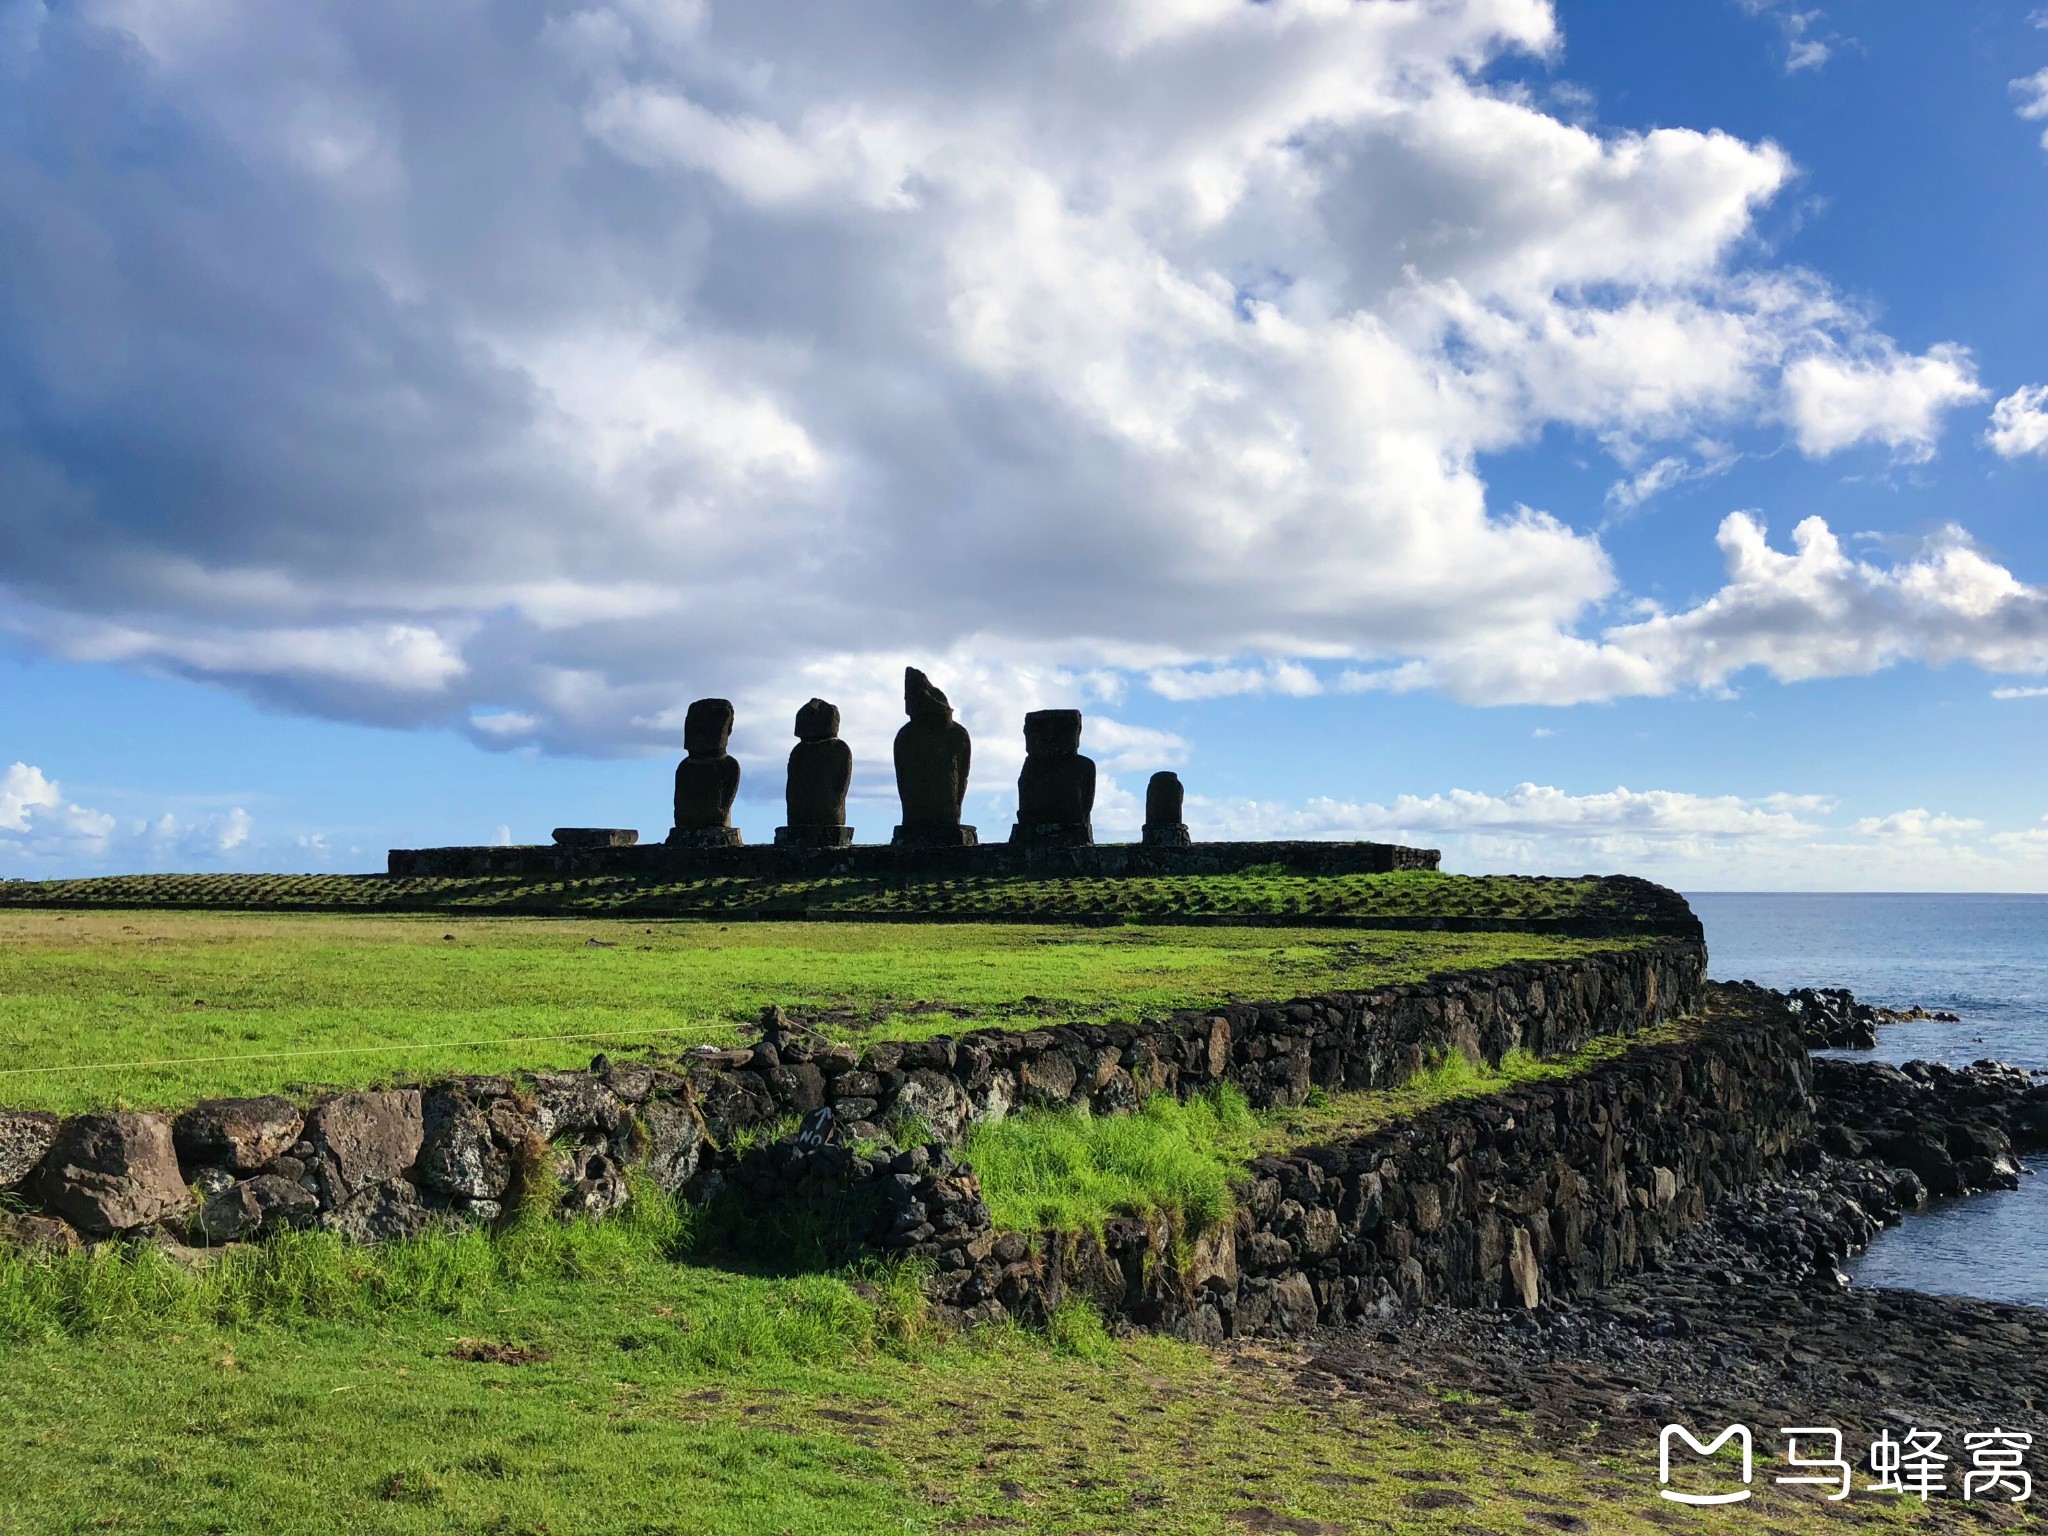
xmin=0 ymin=1202 xmax=1883 ymax=1536
xmin=0 ymin=869 xmax=1672 ymax=928
xmin=964 ymin=1025 xmax=1691 ymax=1237
xmin=0 ymin=909 xmax=1626 ymax=1114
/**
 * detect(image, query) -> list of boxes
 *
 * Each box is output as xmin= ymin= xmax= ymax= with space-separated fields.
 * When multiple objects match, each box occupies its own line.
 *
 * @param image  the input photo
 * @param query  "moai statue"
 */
xmin=667 ymin=697 xmax=743 ymax=848
xmin=775 ymin=697 xmax=854 ymax=848
xmin=1010 ymin=709 xmax=1095 ymax=847
xmin=1141 ymin=770 xmax=1191 ymax=847
xmin=891 ymin=667 xmax=976 ymax=847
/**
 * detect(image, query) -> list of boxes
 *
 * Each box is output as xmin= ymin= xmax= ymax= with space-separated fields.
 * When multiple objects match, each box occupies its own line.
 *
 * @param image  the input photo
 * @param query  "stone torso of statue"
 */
xmin=1144 ymin=770 xmax=1184 ymax=828
xmin=672 ymin=698 xmax=741 ymax=831
xmin=785 ymin=698 xmax=852 ymax=829
xmin=893 ymin=668 xmax=972 ymax=829
xmin=1014 ymin=709 xmax=1095 ymax=832
xmin=1141 ymin=769 xmax=1190 ymax=847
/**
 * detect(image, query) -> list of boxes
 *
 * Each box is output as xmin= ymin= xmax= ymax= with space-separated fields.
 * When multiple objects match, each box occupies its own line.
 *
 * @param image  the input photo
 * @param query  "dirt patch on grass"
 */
xmin=447 ymin=1339 xmax=553 ymax=1365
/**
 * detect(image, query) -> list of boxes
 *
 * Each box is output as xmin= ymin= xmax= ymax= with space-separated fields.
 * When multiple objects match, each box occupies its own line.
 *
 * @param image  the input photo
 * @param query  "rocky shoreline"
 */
xmin=1293 ymin=999 xmax=2048 ymax=1517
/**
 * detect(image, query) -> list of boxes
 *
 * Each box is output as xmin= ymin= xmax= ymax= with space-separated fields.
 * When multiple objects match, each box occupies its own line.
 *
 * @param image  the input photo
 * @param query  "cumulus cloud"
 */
xmin=0 ymin=0 xmax=2003 ymax=752
xmin=0 ymin=762 xmax=262 ymax=872
xmin=1180 ymin=780 xmax=2048 ymax=890
xmin=1847 ymin=808 xmax=1983 ymax=839
xmin=1781 ymin=343 xmax=1985 ymax=461
xmin=1986 ymin=384 xmax=2048 ymax=459
xmin=1343 ymin=514 xmax=2048 ymax=705
xmin=0 ymin=762 xmax=115 ymax=850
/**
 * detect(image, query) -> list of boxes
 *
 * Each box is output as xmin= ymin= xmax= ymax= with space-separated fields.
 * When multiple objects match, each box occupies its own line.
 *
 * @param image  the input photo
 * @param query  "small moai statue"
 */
xmin=892 ymin=667 xmax=977 ymax=847
xmin=1141 ymin=770 xmax=1191 ymax=847
xmin=667 ymin=697 xmax=743 ymax=848
xmin=1009 ymin=709 xmax=1095 ymax=847
xmin=775 ymin=697 xmax=854 ymax=848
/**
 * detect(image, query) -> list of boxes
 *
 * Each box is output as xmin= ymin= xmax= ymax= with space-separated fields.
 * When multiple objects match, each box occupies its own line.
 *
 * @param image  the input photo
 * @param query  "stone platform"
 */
xmin=386 ymin=837 xmax=1440 ymax=880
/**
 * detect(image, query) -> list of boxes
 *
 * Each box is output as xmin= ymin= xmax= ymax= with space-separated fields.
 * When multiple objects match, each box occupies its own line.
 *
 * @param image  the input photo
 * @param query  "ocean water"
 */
xmin=1688 ymin=892 xmax=2048 ymax=1309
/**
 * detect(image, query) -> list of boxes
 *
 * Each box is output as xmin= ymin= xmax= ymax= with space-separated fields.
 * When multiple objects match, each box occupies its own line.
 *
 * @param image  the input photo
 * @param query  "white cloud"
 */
xmin=1848 ymin=808 xmax=1983 ymax=839
xmin=1345 ymin=513 xmax=2048 ymax=705
xmin=1781 ymin=342 xmax=1985 ymax=461
xmin=1737 ymin=1 xmax=1835 ymax=74
xmin=1146 ymin=662 xmax=1323 ymax=701
xmin=1182 ymin=780 xmax=2048 ymax=891
xmin=470 ymin=710 xmax=543 ymax=739
xmin=1994 ymin=685 xmax=2048 ymax=700
xmin=2014 ymin=67 xmax=2048 ymax=148
xmin=0 ymin=0 xmax=2009 ymax=748
xmin=1194 ymin=780 xmax=1831 ymax=844
xmin=1603 ymin=441 xmax=1738 ymax=514
xmin=1986 ymin=384 xmax=2048 ymax=459
xmin=0 ymin=762 xmax=267 ymax=871
xmin=0 ymin=762 xmax=114 ymax=846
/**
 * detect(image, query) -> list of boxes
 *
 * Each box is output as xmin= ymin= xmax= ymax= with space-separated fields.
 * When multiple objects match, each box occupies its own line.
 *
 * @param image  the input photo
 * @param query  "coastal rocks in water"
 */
xmin=303 ymin=1090 xmax=425 ymax=1207
xmin=893 ymin=668 xmax=976 ymax=847
xmin=0 ymin=1108 xmax=59 ymax=1190
xmin=669 ymin=697 xmax=743 ymax=848
xmin=1784 ymin=987 xmax=1880 ymax=1049
xmin=1786 ymin=985 xmax=1962 ymax=1049
xmin=1142 ymin=771 xmax=1190 ymax=848
xmin=31 ymin=1113 xmax=194 ymax=1236
xmin=776 ymin=697 xmax=854 ymax=848
xmin=1811 ymin=1054 xmax=2039 ymax=1204
xmin=1010 ymin=709 xmax=1095 ymax=847
xmin=196 ymin=1174 xmax=321 ymax=1243
xmin=173 ymin=1096 xmax=304 ymax=1174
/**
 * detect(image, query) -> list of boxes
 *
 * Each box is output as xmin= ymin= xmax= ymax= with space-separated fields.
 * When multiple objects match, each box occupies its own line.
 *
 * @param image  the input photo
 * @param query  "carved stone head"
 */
xmin=794 ymin=697 xmax=840 ymax=741
xmin=683 ymin=698 xmax=735 ymax=758
xmin=903 ymin=667 xmax=953 ymax=725
xmin=1022 ymin=708 xmax=1082 ymax=757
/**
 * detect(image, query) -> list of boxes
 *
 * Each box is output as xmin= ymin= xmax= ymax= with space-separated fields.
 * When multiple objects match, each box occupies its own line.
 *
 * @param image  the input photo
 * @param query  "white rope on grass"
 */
xmin=0 ymin=1021 xmax=736 ymax=1078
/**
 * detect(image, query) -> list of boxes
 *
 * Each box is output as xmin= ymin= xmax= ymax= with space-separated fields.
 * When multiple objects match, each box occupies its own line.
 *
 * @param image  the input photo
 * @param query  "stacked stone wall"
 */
xmin=955 ymin=984 xmax=1811 ymax=1340
xmin=0 ymin=943 xmax=1700 ymax=1254
xmin=387 ymin=837 xmax=1441 ymax=881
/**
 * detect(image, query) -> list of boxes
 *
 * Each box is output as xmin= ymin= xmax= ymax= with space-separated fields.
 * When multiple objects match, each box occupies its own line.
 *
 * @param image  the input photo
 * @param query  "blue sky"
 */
xmin=4 ymin=0 xmax=2047 ymax=889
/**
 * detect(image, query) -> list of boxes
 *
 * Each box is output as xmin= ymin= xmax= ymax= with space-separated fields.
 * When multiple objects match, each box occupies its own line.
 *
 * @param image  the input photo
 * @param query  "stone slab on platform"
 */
xmin=665 ymin=826 xmax=743 ymax=849
xmin=388 ymin=836 xmax=1440 ymax=880
xmin=891 ymin=823 xmax=979 ymax=849
xmin=552 ymin=828 xmax=638 ymax=848
xmin=774 ymin=826 xmax=855 ymax=848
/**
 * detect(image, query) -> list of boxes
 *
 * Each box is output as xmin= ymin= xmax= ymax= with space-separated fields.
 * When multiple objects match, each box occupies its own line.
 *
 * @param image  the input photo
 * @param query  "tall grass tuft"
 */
xmin=0 ymin=1180 xmax=696 ymax=1344
xmin=963 ymin=1086 xmax=1257 ymax=1238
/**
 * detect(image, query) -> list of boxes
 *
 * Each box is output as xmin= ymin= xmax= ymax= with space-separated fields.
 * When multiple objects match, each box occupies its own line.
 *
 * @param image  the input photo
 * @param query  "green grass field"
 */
xmin=0 ymin=1193 xmax=1888 ymax=1536
xmin=0 ymin=868 xmax=1693 ymax=932
xmin=0 ymin=909 xmax=1628 ymax=1113
xmin=0 ymin=902 xmax=1933 ymax=1536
